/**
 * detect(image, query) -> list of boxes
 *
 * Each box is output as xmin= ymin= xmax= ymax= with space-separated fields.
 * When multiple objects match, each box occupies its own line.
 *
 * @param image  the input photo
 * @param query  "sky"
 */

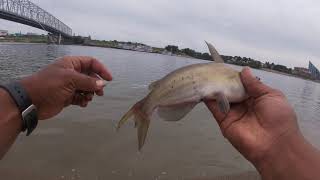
xmin=1 ymin=0 xmax=319 ymax=68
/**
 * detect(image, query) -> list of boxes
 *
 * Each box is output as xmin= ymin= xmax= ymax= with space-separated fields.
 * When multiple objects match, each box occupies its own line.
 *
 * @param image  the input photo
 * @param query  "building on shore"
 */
xmin=293 ymin=67 xmax=312 ymax=79
xmin=0 ymin=30 xmax=8 ymax=37
xmin=309 ymin=61 xmax=320 ymax=80
xmin=134 ymin=44 xmax=153 ymax=53
xmin=117 ymin=42 xmax=153 ymax=53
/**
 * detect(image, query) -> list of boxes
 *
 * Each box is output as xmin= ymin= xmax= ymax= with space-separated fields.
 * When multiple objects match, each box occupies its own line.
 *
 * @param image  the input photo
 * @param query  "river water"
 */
xmin=1 ymin=43 xmax=320 ymax=180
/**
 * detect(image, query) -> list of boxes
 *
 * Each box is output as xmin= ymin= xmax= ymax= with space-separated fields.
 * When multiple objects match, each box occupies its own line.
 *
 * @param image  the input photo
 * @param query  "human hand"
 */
xmin=205 ymin=67 xmax=300 ymax=166
xmin=20 ymin=56 xmax=112 ymax=120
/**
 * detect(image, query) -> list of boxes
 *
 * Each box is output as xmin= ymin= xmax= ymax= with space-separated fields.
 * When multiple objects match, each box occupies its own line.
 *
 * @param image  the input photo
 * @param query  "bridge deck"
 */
xmin=0 ymin=0 xmax=72 ymax=38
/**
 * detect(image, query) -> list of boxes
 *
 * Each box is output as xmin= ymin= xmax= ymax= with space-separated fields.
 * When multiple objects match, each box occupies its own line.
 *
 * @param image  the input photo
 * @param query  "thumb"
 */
xmin=71 ymin=72 xmax=106 ymax=91
xmin=241 ymin=67 xmax=273 ymax=98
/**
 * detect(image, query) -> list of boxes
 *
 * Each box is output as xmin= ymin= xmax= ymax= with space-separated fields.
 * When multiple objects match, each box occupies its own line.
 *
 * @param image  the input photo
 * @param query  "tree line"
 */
xmin=165 ymin=45 xmax=293 ymax=74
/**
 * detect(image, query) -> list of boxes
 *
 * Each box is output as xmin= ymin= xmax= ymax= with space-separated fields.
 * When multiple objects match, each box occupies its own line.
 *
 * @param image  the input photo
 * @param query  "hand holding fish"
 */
xmin=118 ymin=42 xmax=248 ymax=150
xmin=118 ymin=42 xmax=320 ymax=179
xmin=205 ymin=67 xmax=299 ymax=162
xmin=206 ymin=67 xmax=320 ymax=180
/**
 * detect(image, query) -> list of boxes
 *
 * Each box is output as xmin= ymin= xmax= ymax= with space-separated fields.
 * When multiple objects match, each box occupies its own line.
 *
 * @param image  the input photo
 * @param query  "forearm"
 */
xmin=0 ymin=88 xmax=22 ymax=159
xmin=256 ymin=132 xmax=320 ymax=180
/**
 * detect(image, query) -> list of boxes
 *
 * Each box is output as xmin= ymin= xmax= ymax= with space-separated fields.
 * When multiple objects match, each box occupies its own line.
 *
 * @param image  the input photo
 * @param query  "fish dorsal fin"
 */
xmin=156 ymin=102 xmax=197 ymax=121
xmin=148 ymin=80 xmax=161 ymax=91
xmin=205 ymin=41 xmax=224 ymax=63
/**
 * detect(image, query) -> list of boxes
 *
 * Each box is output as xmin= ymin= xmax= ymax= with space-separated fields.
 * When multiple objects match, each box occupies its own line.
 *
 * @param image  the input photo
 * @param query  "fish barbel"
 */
xmin=117 ymin=41 xmax=248 ymax=150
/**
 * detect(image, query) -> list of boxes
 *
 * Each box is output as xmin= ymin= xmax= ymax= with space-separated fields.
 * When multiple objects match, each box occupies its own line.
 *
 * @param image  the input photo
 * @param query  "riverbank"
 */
xmin=1 ymin=37 xmax=318 ymax=83
xmin=0 ymin=35 xmax=47 ymax=43
xmin=83 ymin=42 xmax=320 ymax=83
xmin=261 ymin=68 xmax=320 ymax=83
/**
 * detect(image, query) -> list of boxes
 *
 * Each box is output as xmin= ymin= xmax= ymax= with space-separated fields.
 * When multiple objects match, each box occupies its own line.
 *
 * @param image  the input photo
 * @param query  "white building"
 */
xmin=134 ymin=45 xmax=153 ymax=53
xmin=0 ymin=30 xmax=8 ymax=37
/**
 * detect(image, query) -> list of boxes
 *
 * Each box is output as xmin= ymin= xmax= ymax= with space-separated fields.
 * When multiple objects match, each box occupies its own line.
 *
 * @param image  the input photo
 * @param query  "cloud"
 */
xmin=1 ymin=0 xmax=319 ymax=68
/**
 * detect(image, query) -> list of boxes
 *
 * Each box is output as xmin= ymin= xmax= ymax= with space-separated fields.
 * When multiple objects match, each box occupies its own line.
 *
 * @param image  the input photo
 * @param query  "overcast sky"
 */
xmin=1 ymin=0 xmax=319 ymax=68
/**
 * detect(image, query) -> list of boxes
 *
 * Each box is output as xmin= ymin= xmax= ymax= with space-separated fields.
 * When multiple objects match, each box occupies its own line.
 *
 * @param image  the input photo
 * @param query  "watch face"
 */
xmin=22 ymin=104 xmax=37 ymax=117
xmin=22 ymin=105 xmax=38 ymax=136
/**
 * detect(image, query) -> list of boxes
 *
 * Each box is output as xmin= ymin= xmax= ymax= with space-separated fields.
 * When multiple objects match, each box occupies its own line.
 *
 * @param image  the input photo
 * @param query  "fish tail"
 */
xmin=117 ymin=98 xmax=150 ymax=150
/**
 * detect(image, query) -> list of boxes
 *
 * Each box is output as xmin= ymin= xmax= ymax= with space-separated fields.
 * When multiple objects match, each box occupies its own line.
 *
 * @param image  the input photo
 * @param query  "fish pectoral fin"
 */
xmin=205 ymin=41 xmax=224 ymax=63
xmin=148 ymin=79 xmax=161 ymax=91
xmin=216 ymin=92 xmax=230 ymax=114
xmin=157 ymin=102 xmax=197 ymax=122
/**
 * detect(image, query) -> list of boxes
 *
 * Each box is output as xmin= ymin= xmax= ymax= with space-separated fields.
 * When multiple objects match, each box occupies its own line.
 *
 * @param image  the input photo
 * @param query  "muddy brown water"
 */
xmin=1 ymin=43 xmax=319 ymax=179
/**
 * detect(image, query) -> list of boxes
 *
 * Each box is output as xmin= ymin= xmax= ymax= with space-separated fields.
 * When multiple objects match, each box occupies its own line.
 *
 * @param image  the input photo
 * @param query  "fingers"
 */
xmin=84 ymin=92 xmax=94 ymax=101
xmin=70 ymin=71 xmax=106 ymax=108
xmin=205 ymin=100 xmax=246 ymax=123
xmin=89 ymin=72 xmax=105 ymax=96
xmin=241 ymin=67 xmax=274 ymax=98
xmin=71 ymin=72 xmax=106 ymax=92
xmin=205 ymin=100 xmax=248 ymax=132
xmin=205 ymin=100 xmax=226 ymax=122
xmin=69 ymin=56 xmax=113 ymax=81
xmin=71 ymin=93 xmax=92 ymax=107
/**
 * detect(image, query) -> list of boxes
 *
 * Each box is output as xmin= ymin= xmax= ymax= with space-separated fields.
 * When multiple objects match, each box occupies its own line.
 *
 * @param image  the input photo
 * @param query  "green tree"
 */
xmin=181 ymin=48 xmax=196 ymax=57
xmin=165 ymin=45 xmax=179 ymax=53
xmin=201 ymin=53 xmax=211 ymax=60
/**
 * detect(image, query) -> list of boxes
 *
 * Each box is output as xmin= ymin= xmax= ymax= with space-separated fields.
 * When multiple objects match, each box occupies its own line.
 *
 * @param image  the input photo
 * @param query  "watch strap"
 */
xmin=0 ymin=82 xmax=37 ymax=134
xmin=0 ymin=82 xmax=32 ymax=112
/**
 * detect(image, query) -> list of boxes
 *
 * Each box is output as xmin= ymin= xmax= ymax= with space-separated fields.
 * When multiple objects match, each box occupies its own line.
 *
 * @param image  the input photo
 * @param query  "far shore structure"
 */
xmin=292 ymin=61 xmax=320 ymax=81
xmin=309 ymin=62 xmax=320 ymax=79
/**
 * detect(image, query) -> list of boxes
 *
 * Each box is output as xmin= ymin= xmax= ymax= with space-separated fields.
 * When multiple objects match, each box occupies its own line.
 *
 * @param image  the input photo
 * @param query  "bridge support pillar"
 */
xmin=47 ymin=33 xmax=63 ymax=45
xmin=58 ymin=34 xmax=61 ymax=45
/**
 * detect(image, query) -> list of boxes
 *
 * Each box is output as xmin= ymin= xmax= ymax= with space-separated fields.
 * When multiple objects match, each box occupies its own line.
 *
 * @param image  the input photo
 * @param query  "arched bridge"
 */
xmin=0 ymin=0 xmax=72 ymax=38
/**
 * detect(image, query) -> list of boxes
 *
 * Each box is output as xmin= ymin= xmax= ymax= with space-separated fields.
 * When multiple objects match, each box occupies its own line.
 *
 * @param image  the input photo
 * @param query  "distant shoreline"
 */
xmin=260 ymin=68 xmax=320 ymax=83
xmin=0 ymin=42 xmax=47 ymax=45
xmin=83 ymin=44 xmax=320 ymax=83
xmin=1 ymin=40 xmax=318 ymax=84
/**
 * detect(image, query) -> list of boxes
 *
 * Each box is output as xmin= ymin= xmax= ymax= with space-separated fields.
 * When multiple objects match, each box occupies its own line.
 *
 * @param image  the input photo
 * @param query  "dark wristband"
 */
xmin=0 ymin=82 xmax=38 ymax=135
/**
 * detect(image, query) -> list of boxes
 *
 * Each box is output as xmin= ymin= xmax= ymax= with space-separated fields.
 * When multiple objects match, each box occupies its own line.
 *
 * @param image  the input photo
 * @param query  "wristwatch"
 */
xmin=0 ymin=82 xmax=38 ymax=136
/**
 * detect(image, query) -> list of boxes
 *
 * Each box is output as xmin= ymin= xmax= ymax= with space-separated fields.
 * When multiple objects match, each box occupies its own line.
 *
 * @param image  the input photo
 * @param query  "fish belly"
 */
xmin=157 ymin=81 xmax=203 ymax=107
